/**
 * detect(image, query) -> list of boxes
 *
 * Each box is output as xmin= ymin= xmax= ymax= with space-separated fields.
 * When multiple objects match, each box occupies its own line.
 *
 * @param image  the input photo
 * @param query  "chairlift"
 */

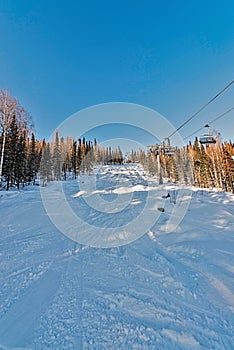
xmin=162 ymin=138 xmax=176 ymax=156
xmin=199 ymin=124 xmax=216 ymax=144
xmin=147 ymin=138 xmax=175 ymax=156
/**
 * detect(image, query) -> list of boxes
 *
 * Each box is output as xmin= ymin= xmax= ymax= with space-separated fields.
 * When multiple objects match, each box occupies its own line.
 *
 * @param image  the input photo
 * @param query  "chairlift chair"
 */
xmin=199 ymin=124 xmax=216 ymax=144
xmin=162 ymin=138 xmax=176 ymax=156
xmin=147 ymin=138 xmax=175 ymax=156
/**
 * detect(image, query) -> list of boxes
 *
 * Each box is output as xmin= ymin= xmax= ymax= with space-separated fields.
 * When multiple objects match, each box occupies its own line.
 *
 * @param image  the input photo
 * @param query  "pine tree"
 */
xmin=27 ymin=133 xmax=37 ymax=183
xmin=71 ymin=140 xmax=77 ymax=178
xmin=222 ymin=144 xmax=234 ymax=193
xmin=170 ymin=153 xmax=179 ymax=183
xmin=83 ymin=141 xmax=94 ymax=174
xmin=52 ymin=131 xmax=62 ymax=181
xmin=199 ymin=144 xmax=209 ymax=188
xmin=15 ymin=132 xmax=26 ymax=189
xmin=77 ymin=139 xmax=82 ymax=174
xmin=205 ymin=144 xmax=220 ymax=189
xmin=40 ymin=142 xmax=52 ymax=186
xmin=4 ymin=115 xmax=19 ymax=189
xmin=0 ymin=90 xmax=32 ymax=186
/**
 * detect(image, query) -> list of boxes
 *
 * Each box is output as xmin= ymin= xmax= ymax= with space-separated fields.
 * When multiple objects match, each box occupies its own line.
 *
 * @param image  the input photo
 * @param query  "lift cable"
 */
xmin=183 ymin=107 xmax=234 ymax=141
xmin=168 ymin=79 xmax=234 ymax=139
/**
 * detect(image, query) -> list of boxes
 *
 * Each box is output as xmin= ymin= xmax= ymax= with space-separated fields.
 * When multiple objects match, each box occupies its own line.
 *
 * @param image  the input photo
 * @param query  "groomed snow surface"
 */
xmin=0 ymin=164 xmax=233 ymax=349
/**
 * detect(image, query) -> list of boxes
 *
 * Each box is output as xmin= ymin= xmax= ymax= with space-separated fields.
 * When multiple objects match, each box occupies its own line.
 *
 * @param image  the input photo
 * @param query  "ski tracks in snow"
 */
xmin=0 ymin=164 xmax=233 ymax=349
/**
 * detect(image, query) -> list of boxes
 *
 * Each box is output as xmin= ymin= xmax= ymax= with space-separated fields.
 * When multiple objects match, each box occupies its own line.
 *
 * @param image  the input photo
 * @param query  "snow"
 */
xmin=0 ymin=164 xmax=233 ymax=349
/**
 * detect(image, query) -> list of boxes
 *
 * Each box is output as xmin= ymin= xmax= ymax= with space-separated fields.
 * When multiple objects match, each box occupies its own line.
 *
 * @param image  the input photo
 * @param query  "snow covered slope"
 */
xmin=0 ymin=164 xmax=233 ymax=349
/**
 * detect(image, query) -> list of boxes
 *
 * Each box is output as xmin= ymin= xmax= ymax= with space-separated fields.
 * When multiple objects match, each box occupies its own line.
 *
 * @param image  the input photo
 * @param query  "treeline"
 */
xmin=39 ymin=133 xmax=124 ymax=186
xmin=129 ymin=139 xmax=234 ymax=193
xmin=0 ymin=90 xmax=33 ymax=189
xmin=0 ymin=90 xmax=123 ymax=189
xmin=0 ymin=129 xmax=124 ymax=189
xmin=1 ymin=90 xmax=233 ymax=192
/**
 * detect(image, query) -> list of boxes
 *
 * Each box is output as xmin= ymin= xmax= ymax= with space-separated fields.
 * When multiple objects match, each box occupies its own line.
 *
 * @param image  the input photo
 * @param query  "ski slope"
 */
xmin=0 ymin=164 xmax=233 ymax=349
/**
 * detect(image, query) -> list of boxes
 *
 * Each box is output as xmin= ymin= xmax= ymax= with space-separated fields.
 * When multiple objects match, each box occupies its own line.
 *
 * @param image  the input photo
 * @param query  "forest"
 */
xmin=0 ymin=90 xmax=234 ymax=192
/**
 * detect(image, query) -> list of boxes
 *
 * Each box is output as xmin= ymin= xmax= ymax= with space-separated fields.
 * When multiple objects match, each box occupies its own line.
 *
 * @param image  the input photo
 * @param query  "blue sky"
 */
xmin=0 ymin=0 xmax=233 ymax=149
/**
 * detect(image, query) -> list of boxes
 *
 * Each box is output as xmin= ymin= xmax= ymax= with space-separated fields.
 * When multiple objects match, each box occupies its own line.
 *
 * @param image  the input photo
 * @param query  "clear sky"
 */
xmin=0 ymin=0 xmax=233 ymax=149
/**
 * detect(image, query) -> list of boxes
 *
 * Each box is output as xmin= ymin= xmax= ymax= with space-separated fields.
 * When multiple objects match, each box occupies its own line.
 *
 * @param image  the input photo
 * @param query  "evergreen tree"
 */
xmin=3 ymin=115 xmax=19 ymax=189
xmin=40 ymin=142 xmax=52 ymax=186
xmin=169 ymin=153 xmax=179 ymax=183
xmin=52 ymin=131 xmax=62 ymax=181
xmin=27 ymin=133 xmax=37 ymax=183
xmin=15 ymin=132 xmax=26 ymax=189
xmin=71 ymin=140 xmax=77 ymax=178
xmin=199 ymin=144 xmax=209 ymax=188
xmin=222 ymin=145 xmax=234 ymax=193
xmin=77 ymin=139 xmax=82 ymax=174
xmin=0 ymin=90 xmax=32 ymax=186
